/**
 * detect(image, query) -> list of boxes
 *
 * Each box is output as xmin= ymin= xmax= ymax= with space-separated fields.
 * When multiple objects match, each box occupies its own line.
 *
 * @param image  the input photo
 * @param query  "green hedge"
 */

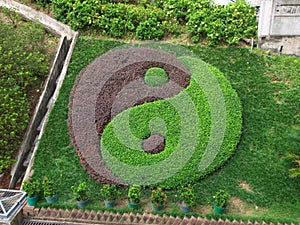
xmin=49 ymin=0 xmax=257 ymax=45
xmin=144 ymin=67 xmax=169 ymax=86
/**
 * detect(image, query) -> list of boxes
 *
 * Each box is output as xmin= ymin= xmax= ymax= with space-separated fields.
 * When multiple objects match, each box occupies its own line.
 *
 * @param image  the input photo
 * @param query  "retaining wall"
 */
xmin=22 ymin=205 xmax=300 ymax=225
xmin=0 ymin=0 xmax=78 ymax=188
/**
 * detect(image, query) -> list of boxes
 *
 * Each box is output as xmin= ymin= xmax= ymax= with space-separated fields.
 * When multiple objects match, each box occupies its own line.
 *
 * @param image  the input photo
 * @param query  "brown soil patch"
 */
xmin=239 ymin=181 xmax=254 ymax=192
xmin=228 ymin=196 xmax=265 ymax=216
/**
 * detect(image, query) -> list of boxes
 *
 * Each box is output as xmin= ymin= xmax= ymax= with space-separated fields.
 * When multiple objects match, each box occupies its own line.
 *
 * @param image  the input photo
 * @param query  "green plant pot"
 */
xmin=45 ymin=194 xmax=58 ymax=204
xmin=152 ymin=203 xmax=163 ymax=212
xmin=104 ymin=200 xmax=115 ymax=208
xmin=26 ymin=195 xmax=39 ymax=206
xmin=77 ymin=199 xmax=89 ymax=208
xmin=128 ymin=200 xmax=140 ymax=209
xmin=213 ymin=203 xmax=225 ymax=214
xmin=179 ymin=203 xmax=190 ymax=213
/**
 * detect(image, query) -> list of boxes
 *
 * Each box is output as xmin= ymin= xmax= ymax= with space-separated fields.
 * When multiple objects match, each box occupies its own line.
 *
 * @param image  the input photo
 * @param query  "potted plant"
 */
xmin=22 ymin=179 xmax=41 ymax=206
xmin=150 ymin=187 xmax=167 ymax=212
xmin=179 ymin=186 xmax=195 ymax=213
xmin=42 ymin=177 xmax=58 ymax=204
xmin=127 ymin=185 xmax=141 ymax=209
xmin=100 ymin=184 xmax=121 ymax=208
xmin=71 ymin=181 xmax=89 ymax=208
xmin=213 ymin=189 xmax=230 ymax=214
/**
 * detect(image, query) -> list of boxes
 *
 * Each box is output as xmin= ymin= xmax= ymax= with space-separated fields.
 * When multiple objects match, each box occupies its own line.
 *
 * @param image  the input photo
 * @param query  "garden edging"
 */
xmin=22 ymin=205 xmax=300 ymax=225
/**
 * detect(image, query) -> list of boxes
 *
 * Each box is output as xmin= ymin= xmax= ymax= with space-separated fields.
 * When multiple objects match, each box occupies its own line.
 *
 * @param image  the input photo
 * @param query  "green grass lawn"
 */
xmin=31 ymin=36 xmax=300 ymax=222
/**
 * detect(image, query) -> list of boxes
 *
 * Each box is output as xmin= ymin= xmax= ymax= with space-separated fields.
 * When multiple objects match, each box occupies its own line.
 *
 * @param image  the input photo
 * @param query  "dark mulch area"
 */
xmin=68 ymin=47 xmax=191 ymax=185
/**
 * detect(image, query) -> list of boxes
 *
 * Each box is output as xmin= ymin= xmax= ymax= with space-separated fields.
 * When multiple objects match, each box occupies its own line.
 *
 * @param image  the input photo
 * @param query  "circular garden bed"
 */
xmin=68 ymin=44 xmax=242 ymax=189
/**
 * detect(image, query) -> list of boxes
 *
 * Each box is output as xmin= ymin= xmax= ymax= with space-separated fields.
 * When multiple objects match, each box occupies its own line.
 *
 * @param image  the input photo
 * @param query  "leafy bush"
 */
xmin=128 ymin=185 xmax=141 ymax=203
xmin=71 ymin=181 xmax=89 ymax=201
xmin=136 ymin=17 xmax=164 ymax=40
xmin=0 ymin=11 xmax=50 ymax=173
xmin=35 ymin=0 xmax=51 ymax=7
xmin=187 ymin=0 xmax=257 ymax=45
xmin=179 ymin=186 xmax=195 ymax=206
xmin=97 ymin=3 xmax=136 ymax=37
xmin=42 ymin=177 xmax=56 ymax=197
xmin=214 ymin=189 xmax=230 ymax=208
xmin=50 ymin=0 xmax=257 ymax=44
xmin=100 ymin=184 xmax=121 ymax=201
xmin=22 ymin=179 xmax=41 ymax=198
xmin=163 ymin=0 xmax=194 ymax=24
xmin=52 ymin=0 xmax=100 ymax=30
xmin=150 ymin=187 xmax=168 ymax=206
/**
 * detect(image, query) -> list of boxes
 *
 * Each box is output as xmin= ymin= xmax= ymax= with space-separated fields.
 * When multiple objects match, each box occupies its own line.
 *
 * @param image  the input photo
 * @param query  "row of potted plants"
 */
xmin=22 ymin=177 xmax=57 ymax=206
xmin=23 ymin=179 xmax=229 ymax=214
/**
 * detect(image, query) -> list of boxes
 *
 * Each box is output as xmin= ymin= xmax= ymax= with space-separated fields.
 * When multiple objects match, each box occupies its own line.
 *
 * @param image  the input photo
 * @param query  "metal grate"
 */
xmin=22 ymin=220 xmax=100 ymax=225
xmin=0 ymin=189 xmax=26 ymax=220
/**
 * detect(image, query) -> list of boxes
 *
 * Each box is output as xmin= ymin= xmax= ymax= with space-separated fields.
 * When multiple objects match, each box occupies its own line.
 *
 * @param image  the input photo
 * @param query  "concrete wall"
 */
xmin=0 ymin=0 xmax=78 ymax=188
xmin=0 ymin=0 xmax=74 ymax=39
xmin=258 ymin=0 xmax=300 ymax=56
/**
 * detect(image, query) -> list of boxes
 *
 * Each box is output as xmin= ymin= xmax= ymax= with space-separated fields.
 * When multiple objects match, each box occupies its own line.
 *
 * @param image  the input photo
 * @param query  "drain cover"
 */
xmin=0 ymin=189 xmax=26 ymax=221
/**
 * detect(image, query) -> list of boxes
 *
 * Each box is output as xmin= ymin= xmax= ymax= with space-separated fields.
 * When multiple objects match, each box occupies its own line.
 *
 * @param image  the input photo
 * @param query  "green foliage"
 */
xmin=214 ymin=189 xmax=230 ymax=208
xmin=42 ymin=177 xmax=56 ymax=197
xmin=0 ymin=10 xmax=51 ymax=173
xmin=162 ymin=0 xmax=192 ymax=24
xmin=97 ymin=3 xmax=135 ymax=37
xmin=144 ymin=67 xmax=169 ymax=87
xmin=100 ymin=184 xmax=121 ymax=201
xmin=49 ymin=0 xmax=256 ymax=44
xmin=51 ymin=0 xmax=166 ymax=38
xmin=151 ymin=187 xmax=168 ymax=206
xmin=285 ymin=127 xmax=300 ymax=178
xmin=71 ymin=181 xmax=89 ymax=201
xmin=187 ymin=0 xmax=257 ymax=45
xmin=128 ymin=185 xmax=141 ymax=203
xmin=136 ymin=17 xmax=164 ymax=40
xmin=22 ymin=179 xmax=41 ymax=198
xmin=30 ymin=0 xmax=51 ymax=7
xmin=179 ymin=186 xmax=195 ymax=206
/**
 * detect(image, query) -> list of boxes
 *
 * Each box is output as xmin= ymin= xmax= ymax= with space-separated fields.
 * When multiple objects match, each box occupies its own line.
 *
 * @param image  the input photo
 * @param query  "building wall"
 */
xmin=258 ymin=0 xmax=300 ymax=56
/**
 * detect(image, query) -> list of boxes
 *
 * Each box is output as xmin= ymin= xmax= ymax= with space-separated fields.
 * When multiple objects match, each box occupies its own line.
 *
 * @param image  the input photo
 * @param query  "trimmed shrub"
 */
xmin=187 ymin=0 xmax=257 ymax=45
xmin=136 ymin=18 xmax=164 ymax=40
xmin=144 ymin=67 xmax=169 ymax=87
xmin=50 ymin=0 xmax=257 ymax=44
